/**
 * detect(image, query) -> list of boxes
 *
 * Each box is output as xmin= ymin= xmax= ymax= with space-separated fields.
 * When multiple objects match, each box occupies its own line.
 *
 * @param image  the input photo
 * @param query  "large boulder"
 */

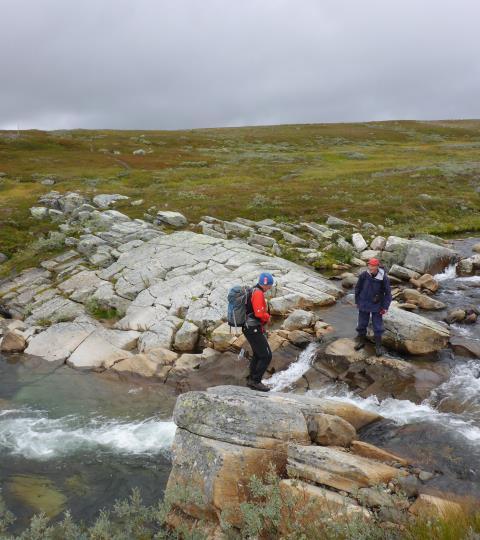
xmin=385 ymin=237 xmax=455 ymax=275
xmin=173 ymin=387 xmax=310 ymax=449
xmin=351 ymin=233 xmax=367 ymax=251
xmin=287 ymin=444 xmax=406 ymax=494
xmin=382 ymin=306 xmax=450 ymax=354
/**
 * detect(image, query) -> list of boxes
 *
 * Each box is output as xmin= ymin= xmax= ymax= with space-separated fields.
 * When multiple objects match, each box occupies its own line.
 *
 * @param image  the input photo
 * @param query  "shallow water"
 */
xmin=0 ymin=355 xmax=177 ymax=529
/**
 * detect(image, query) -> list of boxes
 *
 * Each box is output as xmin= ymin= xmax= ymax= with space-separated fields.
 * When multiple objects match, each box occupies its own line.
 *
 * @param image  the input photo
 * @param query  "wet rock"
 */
xmin=287 ymin=444 xmax=406 ymax=494
xmin=314 ymin=320 xmax=335 ymax=338
xmin=286 ymin=330 xmax=313 ymax=348
xmin=352 ymin=233 xmax=367 ymax=251
xmin=275 ymin=393 xmax=382 ymax=430
xmin=307 ymin=413 xmax=356 ymax=447
xmin=0 ymin=331 xmax=27 ymax=353
xmin=450 ymin=337 xmax=480 ymax=358
xmin=410 ymin=273 xmax=439 ymax=293
xmin=402 ymin=288 xmax=446 ymax=310
xmin=155 ymin=211 xmax=188 ymax=228
xmin=446 ymin=308 xmax=466 ymax=324
xmin=282 ymin=309 xmax=315 ymax=331
xmin=457 ymin=258 xmax=474 ymax=276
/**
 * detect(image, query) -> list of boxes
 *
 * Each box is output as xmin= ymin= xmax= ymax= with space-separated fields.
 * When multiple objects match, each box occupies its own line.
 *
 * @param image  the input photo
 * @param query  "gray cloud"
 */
xmin=1 ymin=0 xmax=479 ymax=129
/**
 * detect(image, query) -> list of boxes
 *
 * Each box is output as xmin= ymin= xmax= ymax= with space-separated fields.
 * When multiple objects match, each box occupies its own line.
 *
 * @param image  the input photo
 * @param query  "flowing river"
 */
xmin=1 ymin=237 xmax=480 ymax=528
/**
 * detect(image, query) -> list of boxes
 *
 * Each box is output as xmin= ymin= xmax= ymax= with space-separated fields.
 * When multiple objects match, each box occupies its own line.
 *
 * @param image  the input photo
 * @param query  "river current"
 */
xmin=1 ymin=237 xmax=479 ymax=527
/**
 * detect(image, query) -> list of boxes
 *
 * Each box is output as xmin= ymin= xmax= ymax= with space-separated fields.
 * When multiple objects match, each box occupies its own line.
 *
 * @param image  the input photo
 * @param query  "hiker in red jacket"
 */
xmin=243 ymin=272 xmax=274 ymax=392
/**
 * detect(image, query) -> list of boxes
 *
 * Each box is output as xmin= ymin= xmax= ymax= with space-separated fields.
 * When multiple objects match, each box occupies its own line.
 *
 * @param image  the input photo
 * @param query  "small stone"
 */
xmin=418 ymin=470 xmax=435 ymax=482
xmin=395 ymin=475 xmax=419 ymax=498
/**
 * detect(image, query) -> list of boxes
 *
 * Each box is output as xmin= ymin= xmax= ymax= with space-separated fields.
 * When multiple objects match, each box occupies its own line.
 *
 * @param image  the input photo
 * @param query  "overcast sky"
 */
xmin=1 ymin=0 xmax=479 ymax=130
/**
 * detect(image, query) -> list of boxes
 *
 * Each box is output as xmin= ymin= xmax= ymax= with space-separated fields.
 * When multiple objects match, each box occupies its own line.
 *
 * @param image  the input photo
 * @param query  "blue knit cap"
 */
xmin=258 ymin=272 xmax=274 ymax=286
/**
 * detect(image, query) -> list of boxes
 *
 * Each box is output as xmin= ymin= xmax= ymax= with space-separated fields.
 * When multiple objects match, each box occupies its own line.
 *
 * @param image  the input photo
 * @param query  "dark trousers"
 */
xmin=356 ymin=310 xmax=384 ymax=337
xmin=242 ymin=327 xmax=272 ymax=383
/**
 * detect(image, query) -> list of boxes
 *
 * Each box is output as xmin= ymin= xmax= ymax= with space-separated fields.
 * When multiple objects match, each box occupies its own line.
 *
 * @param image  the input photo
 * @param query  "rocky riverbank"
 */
xmin=165 ymin=386 xmax=463 ymax=536
xmin=2 ymin=191 xmax=480 ymax=535
xmin=0 ymin=191 xmax=461 ymax=389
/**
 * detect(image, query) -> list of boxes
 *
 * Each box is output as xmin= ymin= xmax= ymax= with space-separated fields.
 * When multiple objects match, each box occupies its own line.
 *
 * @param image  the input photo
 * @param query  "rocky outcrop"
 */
xmin=165 ymin=386 xmax=451 ymax=534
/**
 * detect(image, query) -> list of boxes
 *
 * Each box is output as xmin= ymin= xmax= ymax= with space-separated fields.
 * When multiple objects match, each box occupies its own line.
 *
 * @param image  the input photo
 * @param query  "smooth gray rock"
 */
xmin=389 ymin=264 xmax=421 ymax=281
xmin=352 ymin=233 xmax=367 ymax=252
xmin=155 ymin=211 xmax=188 ymax=228
xmin=282 ymin=309 xmax=315 ymax=331
xmin=174 ymin=387 xmax=310 ymax=448
xmin=382 ymin=306 xmax=450 ymax=354
xmin=25 ymin=296 xmax=85 ymax=325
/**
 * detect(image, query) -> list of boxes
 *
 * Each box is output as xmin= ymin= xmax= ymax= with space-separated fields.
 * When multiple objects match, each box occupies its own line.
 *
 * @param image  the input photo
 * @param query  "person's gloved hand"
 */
xmin=379 ymin=308 xmax=387 ymax=316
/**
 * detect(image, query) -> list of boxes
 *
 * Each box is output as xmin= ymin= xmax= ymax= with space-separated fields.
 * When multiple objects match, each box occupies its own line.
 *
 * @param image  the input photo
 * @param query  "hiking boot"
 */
xmin=375 ymin=336 xmax=384 ymax=357
xmin=354 ymin=334 xmax=367 ymax=351
xmin=247 ymin=380 xmax=270 ymax=392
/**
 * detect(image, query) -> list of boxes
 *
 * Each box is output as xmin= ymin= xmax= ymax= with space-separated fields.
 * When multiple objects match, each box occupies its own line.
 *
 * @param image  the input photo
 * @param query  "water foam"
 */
xmin=264 ymin=343 xmax=317 ymax=392
xmin=309 ymin=377 xmax=480 ymax=443
xmin=0 ymin=409 xmax=177 ymax=460
xmin=435 ymin=263 xmax=457 ymax=282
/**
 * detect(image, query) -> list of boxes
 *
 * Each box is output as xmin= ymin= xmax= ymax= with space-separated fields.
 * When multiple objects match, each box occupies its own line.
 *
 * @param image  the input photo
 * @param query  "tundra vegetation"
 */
xmin=1 ymin=120 xmax=480 ymax=274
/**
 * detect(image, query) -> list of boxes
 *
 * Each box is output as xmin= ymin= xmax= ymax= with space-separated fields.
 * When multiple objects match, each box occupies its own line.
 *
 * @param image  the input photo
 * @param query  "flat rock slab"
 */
xmin=25 ymin=320 xmax=96 ymax=362
xmin=174 ymin=387 xmax=311 ymax=449
xmin=287 ymin=444 xmax=406 ymax=494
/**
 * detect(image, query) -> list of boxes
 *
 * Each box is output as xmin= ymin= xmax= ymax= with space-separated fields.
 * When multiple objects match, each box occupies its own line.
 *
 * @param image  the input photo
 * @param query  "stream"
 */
xmin=1 ymin=237 xmax=480 ymax=528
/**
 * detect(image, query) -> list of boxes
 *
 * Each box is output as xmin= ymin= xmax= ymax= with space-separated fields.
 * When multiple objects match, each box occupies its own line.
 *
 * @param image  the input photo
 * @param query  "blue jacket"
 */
xmin=354 ymin=268 xmax=392 ymax=313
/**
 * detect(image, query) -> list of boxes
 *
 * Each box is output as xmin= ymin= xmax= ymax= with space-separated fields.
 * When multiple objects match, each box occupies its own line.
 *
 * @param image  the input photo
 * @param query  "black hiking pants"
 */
xmin=242 ymin=327 xmax=272 ymax=383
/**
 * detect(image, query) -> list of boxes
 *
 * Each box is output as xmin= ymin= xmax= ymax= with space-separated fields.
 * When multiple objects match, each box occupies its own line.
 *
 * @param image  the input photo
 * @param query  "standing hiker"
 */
xmin=243 ymin=272 xmax=274 ymax=392
xmin=354 ymin=258 xmax=392 ymax=356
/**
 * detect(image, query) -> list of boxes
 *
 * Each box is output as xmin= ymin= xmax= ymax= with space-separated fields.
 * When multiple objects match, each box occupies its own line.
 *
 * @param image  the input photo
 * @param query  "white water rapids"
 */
xmin=0 ymin=409 xmax=176 ymax=460
xmin=262 ymin=340 xmax=480 ymax=445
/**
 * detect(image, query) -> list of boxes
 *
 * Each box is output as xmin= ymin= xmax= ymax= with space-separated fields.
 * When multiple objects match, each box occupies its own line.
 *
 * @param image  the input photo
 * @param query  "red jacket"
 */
xmin=251 ymin=287 xmax=270 ymax=329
